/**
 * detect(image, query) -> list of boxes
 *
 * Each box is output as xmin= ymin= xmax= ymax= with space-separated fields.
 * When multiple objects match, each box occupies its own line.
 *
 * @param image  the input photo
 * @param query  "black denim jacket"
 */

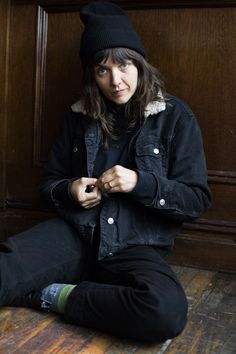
xmin=40 ymin=95 xmax=211 ymax=259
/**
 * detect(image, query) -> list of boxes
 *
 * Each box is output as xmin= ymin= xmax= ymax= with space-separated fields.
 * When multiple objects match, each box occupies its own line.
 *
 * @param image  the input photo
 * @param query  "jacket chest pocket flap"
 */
xmin=135 ymin=137 xmax=167 ymax=175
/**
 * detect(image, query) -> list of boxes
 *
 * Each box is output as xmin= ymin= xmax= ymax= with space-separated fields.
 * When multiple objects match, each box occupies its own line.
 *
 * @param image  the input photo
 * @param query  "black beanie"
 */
xmin=79 ymin=1 xmax=146 ymax=66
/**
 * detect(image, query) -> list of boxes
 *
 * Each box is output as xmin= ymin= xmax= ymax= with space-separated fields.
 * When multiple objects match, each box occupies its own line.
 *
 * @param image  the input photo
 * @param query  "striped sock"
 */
xmin=57 ymin=285 xmax=76 ymax=313
xmin=41 ymin=283 xmax=76 ymax=314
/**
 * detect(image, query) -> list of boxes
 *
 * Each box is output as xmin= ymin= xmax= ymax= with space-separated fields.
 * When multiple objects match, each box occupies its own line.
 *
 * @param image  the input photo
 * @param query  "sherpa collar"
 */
xmin=71 ymin=97 xmax=166 ymax=118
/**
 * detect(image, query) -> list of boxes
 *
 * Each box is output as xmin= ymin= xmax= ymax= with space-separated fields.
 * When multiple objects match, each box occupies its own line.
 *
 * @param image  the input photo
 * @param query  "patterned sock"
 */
xmin=40 ymin=283 xmax=76 ymax=314
xmin=57 ymin=285 xmax=76 ymax=313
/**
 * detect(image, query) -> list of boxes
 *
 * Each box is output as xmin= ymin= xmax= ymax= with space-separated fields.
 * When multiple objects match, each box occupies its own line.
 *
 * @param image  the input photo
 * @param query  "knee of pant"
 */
xmin=136 ymin=292 xmax=188 ymax=343
xmin=137 ymin=308 xmax=188 ymax=343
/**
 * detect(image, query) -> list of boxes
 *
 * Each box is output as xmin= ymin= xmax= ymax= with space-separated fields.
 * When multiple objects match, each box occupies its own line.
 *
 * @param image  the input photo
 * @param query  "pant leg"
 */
xmin=0 ymin=218 xmax=88 ymax=305
xmin=64 ymin=246 xmax=188 ymax=343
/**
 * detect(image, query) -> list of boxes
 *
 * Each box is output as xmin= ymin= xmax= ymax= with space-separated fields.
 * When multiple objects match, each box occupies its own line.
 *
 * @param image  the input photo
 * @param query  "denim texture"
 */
xmin=40 ymin=95 xmax=211 ymax=259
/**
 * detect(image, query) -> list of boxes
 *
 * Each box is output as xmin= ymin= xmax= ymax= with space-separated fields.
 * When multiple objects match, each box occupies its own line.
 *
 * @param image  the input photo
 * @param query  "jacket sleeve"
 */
xmin=39 ymin=111 xmax=80 ymax=209
xmin=130 ymin=108 xmax=212 ymax=222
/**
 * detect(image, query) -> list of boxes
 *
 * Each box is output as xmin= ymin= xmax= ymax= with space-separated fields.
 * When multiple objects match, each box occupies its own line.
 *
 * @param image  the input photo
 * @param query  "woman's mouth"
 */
xmin=112 ymin=89 xmax=126 ymax=97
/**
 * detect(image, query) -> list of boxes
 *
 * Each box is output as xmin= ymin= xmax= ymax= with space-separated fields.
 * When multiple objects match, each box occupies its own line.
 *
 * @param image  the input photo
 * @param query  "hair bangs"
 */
xmin=91 ymin=47 xmax=140 ymax=67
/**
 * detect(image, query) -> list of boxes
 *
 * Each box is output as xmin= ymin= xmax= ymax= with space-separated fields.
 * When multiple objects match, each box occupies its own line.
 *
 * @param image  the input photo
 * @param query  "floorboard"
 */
xmin=0 ymin=266 xmax=235 ymax=353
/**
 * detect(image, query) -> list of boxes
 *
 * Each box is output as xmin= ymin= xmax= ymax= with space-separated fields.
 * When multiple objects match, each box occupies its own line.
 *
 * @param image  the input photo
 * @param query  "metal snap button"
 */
xmin=108 ymin=217 xmax=114 ymax=224
xmin=159 ymin=199 xmax=166 ymax=206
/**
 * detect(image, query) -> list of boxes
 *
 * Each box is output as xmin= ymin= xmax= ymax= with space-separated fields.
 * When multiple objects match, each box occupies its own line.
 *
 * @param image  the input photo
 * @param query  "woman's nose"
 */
xmin=111 ymin=69 xmax=121 ymax=87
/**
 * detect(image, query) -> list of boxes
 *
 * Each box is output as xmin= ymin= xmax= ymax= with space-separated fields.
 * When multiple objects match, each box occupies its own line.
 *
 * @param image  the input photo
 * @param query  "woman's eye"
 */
xmin=120 ymin=62 xmax=129 ymax=70
xmin=96 ymin=67 xmax=107 ymax=76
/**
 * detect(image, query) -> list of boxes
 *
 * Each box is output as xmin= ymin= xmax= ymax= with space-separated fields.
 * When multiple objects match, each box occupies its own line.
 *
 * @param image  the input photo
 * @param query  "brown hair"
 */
xmin=80 ymin=47 xmax=166 ymax=145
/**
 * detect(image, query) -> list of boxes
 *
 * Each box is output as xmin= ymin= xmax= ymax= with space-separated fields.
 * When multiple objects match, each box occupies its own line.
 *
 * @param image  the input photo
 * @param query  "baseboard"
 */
xmin=168 ymin=231 xmax=236 ymax=273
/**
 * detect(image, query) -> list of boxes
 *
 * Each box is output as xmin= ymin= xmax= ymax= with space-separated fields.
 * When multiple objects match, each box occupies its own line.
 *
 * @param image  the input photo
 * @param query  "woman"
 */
xmin=0 ymin=1 xmax=211 ymax=343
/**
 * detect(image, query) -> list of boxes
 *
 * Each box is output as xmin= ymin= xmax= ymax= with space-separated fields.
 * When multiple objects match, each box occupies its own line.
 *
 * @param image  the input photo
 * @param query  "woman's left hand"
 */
xmin=97 ymin=165 xmax=138 ymax=193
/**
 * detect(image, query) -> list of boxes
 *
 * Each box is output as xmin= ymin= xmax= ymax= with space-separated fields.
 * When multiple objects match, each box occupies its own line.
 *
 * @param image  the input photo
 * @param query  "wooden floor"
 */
xmin=0 ymin=265 xmax=235 ymax=354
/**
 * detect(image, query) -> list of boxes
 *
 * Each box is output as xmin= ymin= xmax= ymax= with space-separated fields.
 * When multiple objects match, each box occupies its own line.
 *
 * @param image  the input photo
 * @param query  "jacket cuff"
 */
xmin=129 ymin=170 xmax=158 ymax=205
xmin=52 ymin=179 xmax=78 ymax=208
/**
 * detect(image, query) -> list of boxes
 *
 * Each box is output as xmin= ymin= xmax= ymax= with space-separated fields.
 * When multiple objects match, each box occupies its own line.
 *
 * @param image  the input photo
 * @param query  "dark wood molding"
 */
xmin=0 ymin=208 xmax=55 ymax=240
xmin=12 ymin=0 xmax=236 ymax=11
xmin=184 ymin=219 xmax=236 ymax=235
xmin=0 ymin=0 xmax=10 ymax=205
xmin=5 ymin=199 xmax=51 ymax=212
xmin=33 ymin=5 xmax=48 ymax=167
xmin=168 ymin=234 xmax=236 ymax=273
xmin=208 ymin=170 xmax=236 ymax=185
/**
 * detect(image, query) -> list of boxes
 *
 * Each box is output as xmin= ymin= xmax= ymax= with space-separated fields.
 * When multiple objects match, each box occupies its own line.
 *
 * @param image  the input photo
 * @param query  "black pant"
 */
xmin=0 ymin=218 xmax=188 ymax=343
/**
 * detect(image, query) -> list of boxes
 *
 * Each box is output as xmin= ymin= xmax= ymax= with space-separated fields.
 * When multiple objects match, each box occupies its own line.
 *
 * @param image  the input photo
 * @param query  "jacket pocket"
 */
xmin=135 ymin=135 xmax=167 ymax=175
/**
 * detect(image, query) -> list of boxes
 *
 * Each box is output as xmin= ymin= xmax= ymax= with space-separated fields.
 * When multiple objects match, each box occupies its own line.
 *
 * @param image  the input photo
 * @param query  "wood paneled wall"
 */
xmin=0 ymin=0 xmax=9 ymax=237
xmin=1 ymin=0 xmax=236 ymax=272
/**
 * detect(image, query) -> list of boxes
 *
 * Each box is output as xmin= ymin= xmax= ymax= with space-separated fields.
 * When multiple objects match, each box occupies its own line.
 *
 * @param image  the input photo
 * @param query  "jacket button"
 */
xmin=153 ymin=148 xmax=159 ymax=155
xmin=159 ymin=199 xmax=166 ymax=206
xmin=107 ymin=217 xmax=114 ymax=224
xmin=73 ymin=146 xmax=78 ymax=153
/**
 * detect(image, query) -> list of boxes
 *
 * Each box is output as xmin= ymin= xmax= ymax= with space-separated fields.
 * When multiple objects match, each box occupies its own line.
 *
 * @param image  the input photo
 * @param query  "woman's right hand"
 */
xmin=70 ymin=178 xmax=102 ymax=209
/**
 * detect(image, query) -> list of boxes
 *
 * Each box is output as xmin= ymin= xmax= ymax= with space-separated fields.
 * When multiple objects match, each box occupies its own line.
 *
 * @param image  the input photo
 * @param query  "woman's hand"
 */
xmin=97 ymin=165 xmax=138 ymax=193
xmin=70 ymin=177 xmax=102 ymax=209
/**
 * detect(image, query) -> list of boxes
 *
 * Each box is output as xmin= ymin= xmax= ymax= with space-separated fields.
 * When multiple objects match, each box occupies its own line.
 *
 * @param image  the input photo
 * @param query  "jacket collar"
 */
xmin=144 ymin=99 xmax=166 ymax=118
xmin=71 ymin=97 xmax=166 ymax=118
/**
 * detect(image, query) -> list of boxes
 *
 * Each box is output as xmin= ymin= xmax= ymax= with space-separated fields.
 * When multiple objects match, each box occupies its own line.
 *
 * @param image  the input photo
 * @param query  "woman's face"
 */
xmin=94 ymin=56 xmax=138 ymax=105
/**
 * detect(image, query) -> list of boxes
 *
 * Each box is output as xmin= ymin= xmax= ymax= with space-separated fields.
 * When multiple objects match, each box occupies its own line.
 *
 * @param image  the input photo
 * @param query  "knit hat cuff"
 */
xmin=80 ymin=29 xmax=145 ymax=65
